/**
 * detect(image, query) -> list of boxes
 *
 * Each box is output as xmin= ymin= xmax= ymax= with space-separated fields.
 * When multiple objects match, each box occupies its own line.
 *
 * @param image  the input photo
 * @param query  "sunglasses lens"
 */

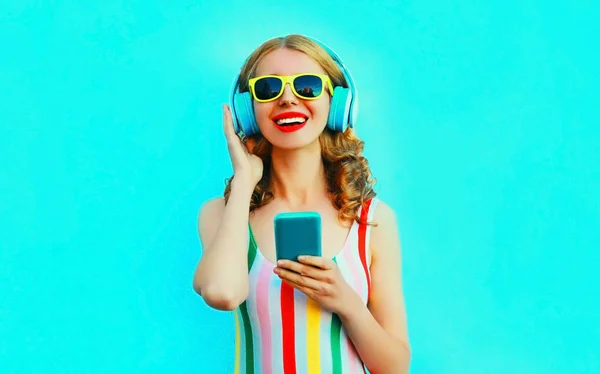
xmin=253 ymin=77 xmax=282 ymax=101
xmin=293 ymin=75 xmax=323 ymax=98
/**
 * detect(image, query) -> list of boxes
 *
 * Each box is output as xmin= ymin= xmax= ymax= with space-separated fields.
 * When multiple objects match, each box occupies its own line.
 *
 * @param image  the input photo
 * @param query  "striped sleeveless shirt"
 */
xmin=232 ymin=198 xmax=379 ymax=374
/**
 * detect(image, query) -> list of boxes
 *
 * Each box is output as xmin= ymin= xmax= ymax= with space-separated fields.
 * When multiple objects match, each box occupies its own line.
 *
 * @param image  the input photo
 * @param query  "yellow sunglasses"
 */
xmin=248 ymin=73 xmax=334 ymax=103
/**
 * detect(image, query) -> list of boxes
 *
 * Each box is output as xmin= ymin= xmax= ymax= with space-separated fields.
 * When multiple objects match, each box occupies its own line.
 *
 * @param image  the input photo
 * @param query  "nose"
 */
xmin=278 ymin=82 xmax=298 ymax=106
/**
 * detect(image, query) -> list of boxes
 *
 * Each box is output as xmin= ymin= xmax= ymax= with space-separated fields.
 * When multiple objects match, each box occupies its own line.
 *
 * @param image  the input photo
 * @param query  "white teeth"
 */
xmin=276 ymin=117 xmax=307 ymax=125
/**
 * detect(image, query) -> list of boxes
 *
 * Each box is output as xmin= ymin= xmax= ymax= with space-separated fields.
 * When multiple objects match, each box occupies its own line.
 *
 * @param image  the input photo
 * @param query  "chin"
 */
xmin=264 ymin=134 xmax=316 ymax=150
xmin=273 ymin=139 xmax=317 ymax=151
xmin=260 ymin=122 xmax=326 ymax=151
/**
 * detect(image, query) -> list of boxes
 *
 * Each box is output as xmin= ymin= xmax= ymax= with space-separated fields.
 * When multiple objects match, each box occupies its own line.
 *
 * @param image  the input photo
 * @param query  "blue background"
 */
xmin=1 ymin=1 xmax=598 ymax=373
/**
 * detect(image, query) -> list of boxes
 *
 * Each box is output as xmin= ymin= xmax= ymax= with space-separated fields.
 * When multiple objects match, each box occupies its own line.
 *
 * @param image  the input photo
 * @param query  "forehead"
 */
xmin=254 ymin=48 xmax=326 ymax=76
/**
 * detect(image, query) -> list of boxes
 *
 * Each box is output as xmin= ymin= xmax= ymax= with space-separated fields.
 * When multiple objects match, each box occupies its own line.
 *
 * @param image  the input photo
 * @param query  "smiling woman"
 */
xmin=192 ymin=34 xmax=410 ymax=374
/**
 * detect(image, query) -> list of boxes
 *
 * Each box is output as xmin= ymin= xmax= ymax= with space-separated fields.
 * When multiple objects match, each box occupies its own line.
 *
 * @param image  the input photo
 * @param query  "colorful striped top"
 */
xmin=233 ymin=198 xmax=379 ymax=374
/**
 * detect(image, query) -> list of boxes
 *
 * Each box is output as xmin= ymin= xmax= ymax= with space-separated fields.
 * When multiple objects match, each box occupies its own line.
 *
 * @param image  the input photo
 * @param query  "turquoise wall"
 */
xmin=1 ymin=1 xmax=598 ymax=373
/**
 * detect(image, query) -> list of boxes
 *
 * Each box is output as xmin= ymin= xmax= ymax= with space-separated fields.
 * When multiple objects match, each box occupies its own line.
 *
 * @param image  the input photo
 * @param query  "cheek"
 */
xmin=307 ymin=99 xmax=331 ymax=120
xmin=253 ymin=103 xmax=273 ymax=126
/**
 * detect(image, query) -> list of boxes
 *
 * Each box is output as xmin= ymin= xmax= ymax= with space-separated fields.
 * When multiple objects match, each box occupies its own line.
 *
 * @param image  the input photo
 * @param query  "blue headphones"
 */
xmin=228 ymin=36 xmax=359 ymax=138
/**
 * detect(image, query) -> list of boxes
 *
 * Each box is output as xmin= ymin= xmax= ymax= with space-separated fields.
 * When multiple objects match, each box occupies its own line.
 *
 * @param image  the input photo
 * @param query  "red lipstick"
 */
xmin=272 ymin=111 xmax=309 ymax=133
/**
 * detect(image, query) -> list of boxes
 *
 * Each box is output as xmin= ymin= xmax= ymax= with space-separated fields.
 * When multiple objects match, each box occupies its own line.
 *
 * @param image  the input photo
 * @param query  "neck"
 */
xmin=270 ymin=141 xmax=327 ymax=208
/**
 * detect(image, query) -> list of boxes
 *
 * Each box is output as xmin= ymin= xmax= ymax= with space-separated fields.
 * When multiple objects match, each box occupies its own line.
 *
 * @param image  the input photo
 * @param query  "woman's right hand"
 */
xmin=222 ymin=104 xmax=264 ymax=188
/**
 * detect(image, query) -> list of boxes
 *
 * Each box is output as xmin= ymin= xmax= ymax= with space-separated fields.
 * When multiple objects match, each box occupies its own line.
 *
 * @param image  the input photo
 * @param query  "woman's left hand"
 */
xmin=273 ymin=256 xmax=360 ymax=316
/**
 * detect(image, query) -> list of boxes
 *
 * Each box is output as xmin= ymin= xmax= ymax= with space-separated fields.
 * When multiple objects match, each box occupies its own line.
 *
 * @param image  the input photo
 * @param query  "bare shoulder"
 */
xmin=370 ymin=199 xmax=401 ymax=253
xmin=197 ymin=197 xmax=226 ymax=248
xmin=199 ymin=196 xmax=226 ymax=219
xmin=371 ymin=199 xmax=397 ymax=223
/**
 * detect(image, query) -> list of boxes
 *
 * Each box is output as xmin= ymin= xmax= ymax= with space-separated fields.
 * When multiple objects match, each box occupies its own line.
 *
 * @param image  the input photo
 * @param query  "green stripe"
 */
xmin=330 ymin=313 xmax=343 ymax=374
xmin=236 ymin=224 xmax=258 ymax=373
xmin=247 ymin=224 xmax=258 ymax=271
xmin=239 ymin=301 xmax=254 ymax=374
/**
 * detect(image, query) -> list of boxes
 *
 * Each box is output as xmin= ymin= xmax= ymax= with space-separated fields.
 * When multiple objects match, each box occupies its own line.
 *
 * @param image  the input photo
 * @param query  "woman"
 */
xmin=193 ymin=34 xmax=410 ymax=374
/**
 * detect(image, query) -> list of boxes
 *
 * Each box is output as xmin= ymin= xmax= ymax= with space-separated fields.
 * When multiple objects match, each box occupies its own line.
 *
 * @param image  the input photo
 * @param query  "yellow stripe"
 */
xmin=233 ymin=309 xmax=241 ymax=374
xmin=306 ymin=297 xmax=321 ymax=373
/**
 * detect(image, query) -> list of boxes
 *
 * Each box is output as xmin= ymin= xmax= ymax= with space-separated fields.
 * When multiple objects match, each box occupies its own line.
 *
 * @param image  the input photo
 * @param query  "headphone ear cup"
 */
xmin=349 ymin=91 xmax=358 ymax=129
xmin=327 ymin=86 xmax=352 ymax=132
xmin=233 ymin=92 xmax=260 ymax=136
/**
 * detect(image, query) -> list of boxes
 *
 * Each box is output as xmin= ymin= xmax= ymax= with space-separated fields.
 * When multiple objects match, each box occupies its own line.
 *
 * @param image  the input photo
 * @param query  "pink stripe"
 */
xmin=347 ymin=339 xmax=358 ymax=374
xmin=256 ymin=262 xmax=273 ymax=374
xmin=340 ymin=222 xmax=367 ymax=374
xmin=343 ymin=234 xmax=366 ymax=303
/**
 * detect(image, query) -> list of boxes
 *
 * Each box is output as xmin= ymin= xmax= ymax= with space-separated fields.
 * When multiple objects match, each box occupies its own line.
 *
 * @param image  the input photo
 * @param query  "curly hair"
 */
xmin=224 ymin=35 xmax=377 ymax=225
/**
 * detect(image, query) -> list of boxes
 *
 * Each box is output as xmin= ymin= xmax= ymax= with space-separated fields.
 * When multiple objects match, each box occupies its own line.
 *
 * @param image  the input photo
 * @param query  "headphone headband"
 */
xmin=309 ymin=37 xmax=356 ymax=94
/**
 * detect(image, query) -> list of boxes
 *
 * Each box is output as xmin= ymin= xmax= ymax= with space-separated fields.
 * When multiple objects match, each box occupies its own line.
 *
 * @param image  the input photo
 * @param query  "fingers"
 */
xmin=297 ymin=256 xmax=336 ymax=270
xmin=222 ymin=104 xmax=236 ymax=139
xmin=224 ymin=104 xmax=255 ymax=152
xmin=276 ymin=259 xmax=335 ymax=282
xmin=223 ymin=104 xmax=257 ymax=155
xmin=223 ymin=104 xmax=249 ymax=160
xmin=274 ymin=267 xmax=324 ymax=291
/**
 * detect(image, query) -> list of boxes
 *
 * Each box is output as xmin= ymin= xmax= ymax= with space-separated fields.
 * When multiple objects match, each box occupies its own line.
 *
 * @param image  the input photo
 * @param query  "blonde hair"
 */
xmin=224 ymin=34 xmax=377 ymax=225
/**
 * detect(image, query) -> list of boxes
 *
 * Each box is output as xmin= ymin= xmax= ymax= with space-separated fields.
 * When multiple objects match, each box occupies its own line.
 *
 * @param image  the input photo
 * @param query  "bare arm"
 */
xmin=192 ymin=104 xmax=264 ymax=311
xmin=192 ymin=180 xmax=255 ymax=311
xmin=339 ymin=201 xmax=411 ymax=373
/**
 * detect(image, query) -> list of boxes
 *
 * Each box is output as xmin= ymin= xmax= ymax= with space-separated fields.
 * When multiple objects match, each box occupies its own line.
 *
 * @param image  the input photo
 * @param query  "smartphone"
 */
xmin=274 ymin=212 xmax=322 ymax=262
